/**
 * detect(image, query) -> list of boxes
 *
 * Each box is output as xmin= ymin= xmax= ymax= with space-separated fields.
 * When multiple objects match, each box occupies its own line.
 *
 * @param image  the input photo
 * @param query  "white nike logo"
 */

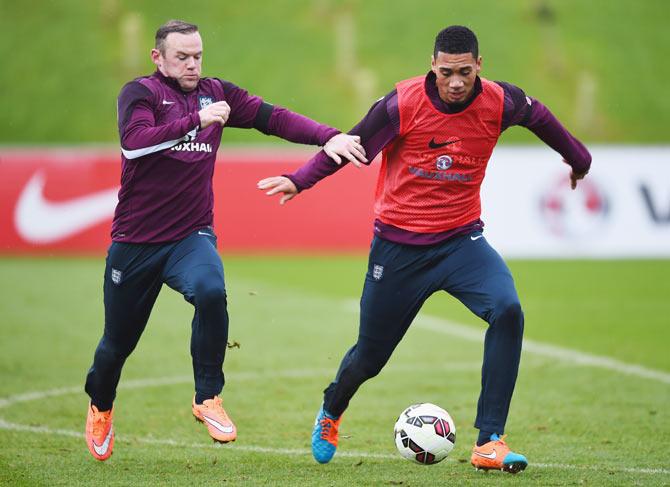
xmin=92 ymin=427 xmax=113 ymax=456
xmin=470 ymin=235 xmax=484 ymax=241
xmin=198 ymin=230 xmax=214 ymax=237
xmin=474 ymin=450 xmax=497 ymax=459
xmin=203 ymin=415 xmax=234 ymax=433
xmin=162 ymin=100 xmax=176 ymax=105
xmin=14 ymin=171 xmax=119 ymax=244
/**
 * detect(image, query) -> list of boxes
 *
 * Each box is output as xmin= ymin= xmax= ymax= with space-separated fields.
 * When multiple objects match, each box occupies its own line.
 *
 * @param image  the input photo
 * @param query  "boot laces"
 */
xmin=91 ymin=408 xmax=112 ymax=437
xmin=319 ymin=417 xmax=339 ymax=443
xmin=203 ymin=396 xmax=231 ymax=422
xmin=495 ymin=434 xmax=508 ymax=445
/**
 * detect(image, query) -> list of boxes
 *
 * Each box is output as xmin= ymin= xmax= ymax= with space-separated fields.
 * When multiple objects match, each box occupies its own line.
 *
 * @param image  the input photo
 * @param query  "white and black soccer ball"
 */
xmin=393 ymin=403 xmax=456 ymax=465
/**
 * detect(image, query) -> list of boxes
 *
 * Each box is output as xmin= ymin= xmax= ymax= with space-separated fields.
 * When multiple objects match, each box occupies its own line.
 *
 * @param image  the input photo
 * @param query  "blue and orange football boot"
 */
xmin=85 ymin=402 xmax=114 ymax=461
xmin=311 ymin=405 xmax=342 ymax=464
xmin=471 ymin=434 xmax=528 ymax=473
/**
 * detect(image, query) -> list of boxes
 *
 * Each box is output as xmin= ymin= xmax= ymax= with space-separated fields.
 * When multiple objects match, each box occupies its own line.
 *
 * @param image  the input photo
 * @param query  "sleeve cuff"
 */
xmin=318 ymin=128 xmax=341 ymax=146
xmin=283 ymin=174 xmax=304 ymax=193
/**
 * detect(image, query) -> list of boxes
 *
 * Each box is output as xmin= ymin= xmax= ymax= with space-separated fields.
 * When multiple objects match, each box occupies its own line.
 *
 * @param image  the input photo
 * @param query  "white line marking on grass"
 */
xmin=0 ymin=419 xmax=667 ymax=476
xmin=415 ymin=314 xmax=670 ymax=385
xmin=0 ymin=363 xmax=482 ymax=410
xmin=343 ymin=299 xmax=670 ymax=385
xmin=533 ymin=462 xmax=670 ymax=476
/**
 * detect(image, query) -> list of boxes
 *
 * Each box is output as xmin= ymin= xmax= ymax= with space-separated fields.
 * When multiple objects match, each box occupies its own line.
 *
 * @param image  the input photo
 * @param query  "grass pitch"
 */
xmin=0 ymin=256 xmax=668 ymax=485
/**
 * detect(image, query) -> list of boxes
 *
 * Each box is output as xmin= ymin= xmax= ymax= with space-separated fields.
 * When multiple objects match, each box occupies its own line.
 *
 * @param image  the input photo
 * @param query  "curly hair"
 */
xmin=433 ymin=26 xmax=478 ymax=58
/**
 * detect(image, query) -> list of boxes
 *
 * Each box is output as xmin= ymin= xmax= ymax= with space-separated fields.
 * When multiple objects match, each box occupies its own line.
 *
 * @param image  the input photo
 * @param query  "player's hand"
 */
xmin=257 ymin=176 xmax=298 ymax=205
xmin=323 ymin=133 xmax=367 ymax=168
xmin=199 ymin=101 xmax=231 ymax=129
xmin=565 ymin=159 xmax=589 ymax=190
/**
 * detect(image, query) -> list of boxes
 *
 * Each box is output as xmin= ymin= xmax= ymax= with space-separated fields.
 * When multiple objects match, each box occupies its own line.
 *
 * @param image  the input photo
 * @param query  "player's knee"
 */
xmin=193 ymin=278 xmax=227 ymax=308
xmin=492 ymin=297 xmax=524 ymax=330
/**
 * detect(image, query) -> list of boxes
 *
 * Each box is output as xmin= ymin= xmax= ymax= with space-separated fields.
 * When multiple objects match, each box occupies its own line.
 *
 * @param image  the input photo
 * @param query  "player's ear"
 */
xmin=151 ymin=48 xmax=162 ymax=67
xmin=430 ymin=54 xmax=437 ymax=73
xmin=476 ymin=56 xmax=482 ymax=73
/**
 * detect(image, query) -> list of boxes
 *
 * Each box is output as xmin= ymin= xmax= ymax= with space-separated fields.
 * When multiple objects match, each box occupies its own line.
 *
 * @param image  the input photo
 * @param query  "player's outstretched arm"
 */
xmin=523 ymin=99 xmax=591 ymax=190
xmin=257 ymin=176 xmax=298 ymax=205
xmin=323 ymin=134 xmax=367 ymax=167
xmin=256 ymin=89 xmax=399 ymax=204
xmin=496 ymin=82 xmax=591 ymax=191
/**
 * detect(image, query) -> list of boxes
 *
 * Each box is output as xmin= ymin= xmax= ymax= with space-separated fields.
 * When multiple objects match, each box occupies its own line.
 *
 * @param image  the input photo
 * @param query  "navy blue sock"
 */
xmin=195 ymin=392 xmax=214 ymax=405
xmin=477 ymin=430 xmax=495 ymax=446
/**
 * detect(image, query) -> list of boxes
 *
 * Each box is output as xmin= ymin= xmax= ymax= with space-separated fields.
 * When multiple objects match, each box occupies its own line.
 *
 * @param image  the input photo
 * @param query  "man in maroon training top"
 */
xmin=83 ymin=19 xmax=366 ymax=461
xmin=260 ymin=25 xmax=590 ymax=473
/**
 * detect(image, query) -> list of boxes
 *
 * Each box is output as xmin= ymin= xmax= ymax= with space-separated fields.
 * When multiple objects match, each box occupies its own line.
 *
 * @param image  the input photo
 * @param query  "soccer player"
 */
xmin=258 ymin=25 xmax=591 ymax=473
xmin=83 ymin=19 xmax=366 ymax=461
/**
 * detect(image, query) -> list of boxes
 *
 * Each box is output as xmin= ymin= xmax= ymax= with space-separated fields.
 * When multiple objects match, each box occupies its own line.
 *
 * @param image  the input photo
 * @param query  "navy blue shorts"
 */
xmin=85 ymin=227 xmax=229 ymax=409
xmin=324 ymin=231 xmax=524 ymax=433
xmin=360 ymin=231 xmax=519 ymax=343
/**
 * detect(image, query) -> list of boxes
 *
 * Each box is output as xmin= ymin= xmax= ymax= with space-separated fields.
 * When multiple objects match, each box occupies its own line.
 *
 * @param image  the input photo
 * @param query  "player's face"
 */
xmin=431 ymin=52 xmax=481 ymax=104
xmin=152 ymin=32 xmax=203 ymax=92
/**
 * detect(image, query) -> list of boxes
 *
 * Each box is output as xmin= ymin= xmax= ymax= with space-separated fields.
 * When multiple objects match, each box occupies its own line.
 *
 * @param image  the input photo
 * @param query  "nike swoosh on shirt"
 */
xmin=428 ymin=138 xmax=462 ymax=149
xmin=162 ymin=100 xmax=176 ymax=105
xmin=92 ymin=428 xmax=113 ymax=456
xmin=14 ymin=171 xmax=119 ymax=244
xmin=470 ymin=235 xmax=484 ymax=241
xmin=473 ymin=450 xmax=497 ymax=459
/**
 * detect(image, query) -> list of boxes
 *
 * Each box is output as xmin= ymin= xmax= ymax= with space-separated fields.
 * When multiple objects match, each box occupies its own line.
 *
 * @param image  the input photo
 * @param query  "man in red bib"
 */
xmin=259 ymin=26 xmax=590 ymax=473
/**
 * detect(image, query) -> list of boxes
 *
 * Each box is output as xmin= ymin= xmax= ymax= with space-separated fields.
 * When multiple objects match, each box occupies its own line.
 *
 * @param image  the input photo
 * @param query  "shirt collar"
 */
xmin=424 ymin=71 xmax=483 ymax=114
xmin=153 ymin=69 xmax=194 ymax=92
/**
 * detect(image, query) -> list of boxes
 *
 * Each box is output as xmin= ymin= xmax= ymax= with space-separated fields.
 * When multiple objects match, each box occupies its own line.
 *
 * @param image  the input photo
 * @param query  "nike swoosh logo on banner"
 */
xmin=92 ymin=428 xmax=113 ymax=456
xmin=203 ymin=415 xmax=234 ymax=433
xmin=428 ymin=138 xmax=462 ymax=149
xmin=14 ymin=171 xmax=119 ymax=244
xmin=470 ymin=235 xmax=484 ymax=241
xmin=474 ymin=450 xmax=497 ymax=459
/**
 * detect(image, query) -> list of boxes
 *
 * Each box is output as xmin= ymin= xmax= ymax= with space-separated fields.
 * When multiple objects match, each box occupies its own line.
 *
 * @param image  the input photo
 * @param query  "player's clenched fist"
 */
xmin=199 ymin=101 xmax=231 ymax=129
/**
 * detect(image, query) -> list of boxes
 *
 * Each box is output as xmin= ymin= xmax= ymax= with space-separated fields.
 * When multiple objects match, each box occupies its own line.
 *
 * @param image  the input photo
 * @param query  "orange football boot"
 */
xmin=85 ymin=402 xmax=114 ymax=461
xmin=192 ymin=396 xmax=237 ymax=443
xmin=471 ymin=434 xmax=528 ymax=474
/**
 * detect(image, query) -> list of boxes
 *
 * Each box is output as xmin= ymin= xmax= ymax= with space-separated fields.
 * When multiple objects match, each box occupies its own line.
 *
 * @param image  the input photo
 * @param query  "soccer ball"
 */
xmin=393 ymin=403 xmax=456 ymax=465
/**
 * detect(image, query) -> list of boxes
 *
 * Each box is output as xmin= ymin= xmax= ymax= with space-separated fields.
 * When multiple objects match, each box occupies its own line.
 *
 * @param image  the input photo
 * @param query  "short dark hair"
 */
xmin=433 ymin=26 xmax=478 ymax=58
xmin=155 ymin=19 xmax=198 ymax=53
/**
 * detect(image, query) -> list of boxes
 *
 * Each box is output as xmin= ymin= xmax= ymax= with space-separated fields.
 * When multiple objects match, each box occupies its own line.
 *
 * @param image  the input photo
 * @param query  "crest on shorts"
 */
xmin=198 ymin=96 xmax=214 ymax=110
xmin=372 ymin=264 xmax=384 ymax=281
xmin=111 ymin=268 xmax=122 ymax=285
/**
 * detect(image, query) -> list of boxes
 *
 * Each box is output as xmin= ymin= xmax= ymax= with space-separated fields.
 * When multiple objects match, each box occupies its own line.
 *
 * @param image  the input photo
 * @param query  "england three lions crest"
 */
xmin=198 ymin=96 xmax=214 ymax=110
xmin=372 ymin=264 xmax=384 ymax=281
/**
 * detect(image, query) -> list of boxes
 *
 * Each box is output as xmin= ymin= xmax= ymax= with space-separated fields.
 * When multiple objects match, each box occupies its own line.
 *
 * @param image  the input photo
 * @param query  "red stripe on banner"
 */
xmin=0 ymin=148 xmax=377 ymax=254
